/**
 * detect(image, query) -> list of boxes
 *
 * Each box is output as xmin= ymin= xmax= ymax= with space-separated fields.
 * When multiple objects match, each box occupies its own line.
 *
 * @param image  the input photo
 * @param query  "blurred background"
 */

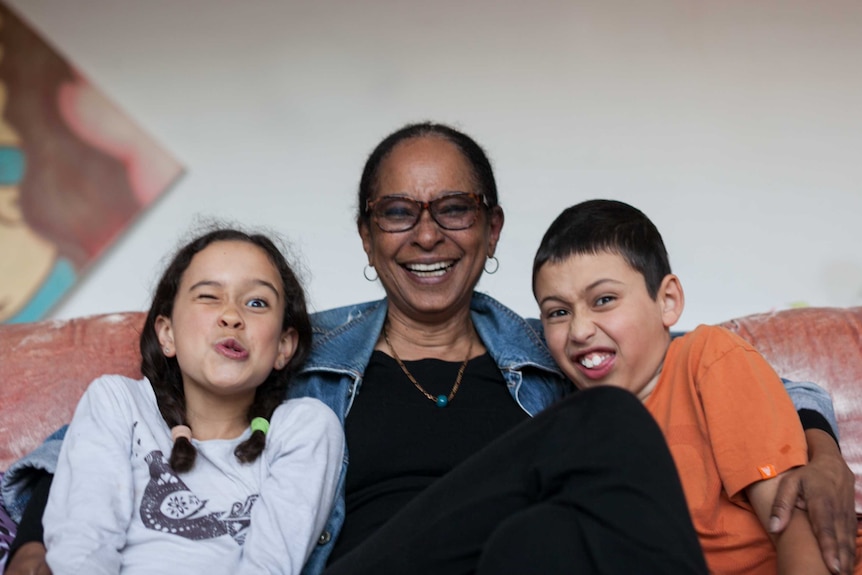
xmin=5 ymin=0 xmax=861 ymax=330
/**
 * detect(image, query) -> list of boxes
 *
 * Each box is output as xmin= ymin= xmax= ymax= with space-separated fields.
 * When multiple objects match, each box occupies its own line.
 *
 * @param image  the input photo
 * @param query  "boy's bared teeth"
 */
xmin=580 ymin=352 xmax=611 ymax=369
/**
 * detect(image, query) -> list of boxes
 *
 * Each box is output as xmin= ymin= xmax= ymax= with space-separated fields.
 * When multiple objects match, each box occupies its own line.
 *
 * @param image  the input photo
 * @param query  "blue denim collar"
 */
xmin=301 ymin=292 xmax=562 ymax=378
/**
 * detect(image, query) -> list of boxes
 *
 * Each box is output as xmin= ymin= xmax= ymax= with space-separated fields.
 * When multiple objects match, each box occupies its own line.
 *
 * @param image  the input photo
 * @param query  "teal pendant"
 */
xmin=435 ymin=395 xmax=448 ymax=408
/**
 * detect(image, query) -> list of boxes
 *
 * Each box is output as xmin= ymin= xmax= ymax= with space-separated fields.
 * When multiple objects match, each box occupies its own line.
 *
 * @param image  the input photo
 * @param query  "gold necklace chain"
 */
xmin=382 ymin=325 xmax=473 ymax=408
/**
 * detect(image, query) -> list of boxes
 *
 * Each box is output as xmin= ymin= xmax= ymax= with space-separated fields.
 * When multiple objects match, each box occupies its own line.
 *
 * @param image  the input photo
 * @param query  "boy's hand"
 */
xmin=4 ymin=542 xmax=52 ymax=575
xmin=769 ymin=429 xmax=856 ymax=575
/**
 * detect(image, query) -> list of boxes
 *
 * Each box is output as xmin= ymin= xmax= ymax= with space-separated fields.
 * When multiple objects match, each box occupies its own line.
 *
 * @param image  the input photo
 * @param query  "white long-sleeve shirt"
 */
xmin=44 ymin=375 xmax=343 ymax=575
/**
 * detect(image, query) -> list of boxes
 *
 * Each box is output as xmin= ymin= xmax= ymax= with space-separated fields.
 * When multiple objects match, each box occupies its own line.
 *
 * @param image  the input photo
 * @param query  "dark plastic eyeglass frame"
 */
xmin=365 ymin=192 xmax=488 ymax=233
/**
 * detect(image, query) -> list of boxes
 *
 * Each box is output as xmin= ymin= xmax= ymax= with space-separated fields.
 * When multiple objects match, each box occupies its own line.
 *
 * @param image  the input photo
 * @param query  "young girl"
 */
xmin=42 ymin=228 xmax=344 ymax=575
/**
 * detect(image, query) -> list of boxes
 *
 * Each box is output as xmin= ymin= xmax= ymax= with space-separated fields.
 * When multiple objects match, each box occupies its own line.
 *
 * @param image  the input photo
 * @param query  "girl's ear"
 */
xmin=274 ymin=327 xmax=299 ymax=370
xmin=155 ymin=315 xmax=176 ymax=357
xmin=658 ymin=274 xmax=685 ymax=329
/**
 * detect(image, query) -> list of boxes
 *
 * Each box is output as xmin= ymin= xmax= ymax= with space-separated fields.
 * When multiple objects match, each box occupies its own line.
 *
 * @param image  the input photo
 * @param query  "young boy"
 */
xmin=532 ymin=199 xmax=829 ymax=575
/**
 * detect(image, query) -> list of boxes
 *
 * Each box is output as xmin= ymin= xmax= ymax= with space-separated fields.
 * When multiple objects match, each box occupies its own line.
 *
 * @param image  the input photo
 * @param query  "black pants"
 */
xmin=324 ymin=386 xmax=707 ymax=575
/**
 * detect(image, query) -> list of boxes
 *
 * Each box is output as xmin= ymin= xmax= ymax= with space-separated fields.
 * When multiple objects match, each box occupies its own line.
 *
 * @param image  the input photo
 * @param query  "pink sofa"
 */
xmin=2 ymin=307 xmax=862 ymax=514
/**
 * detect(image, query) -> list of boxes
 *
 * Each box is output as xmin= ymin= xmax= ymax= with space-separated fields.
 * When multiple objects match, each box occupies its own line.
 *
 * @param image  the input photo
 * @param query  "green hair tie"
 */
xmin=250 ymin=417 xmax=270 ymax=435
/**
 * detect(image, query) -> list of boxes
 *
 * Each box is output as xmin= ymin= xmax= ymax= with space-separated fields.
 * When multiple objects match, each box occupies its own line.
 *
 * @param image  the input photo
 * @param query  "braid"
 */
xmin=163 ymin=402 xmax=197 ymax=473
xmin=234 ymin=369 xmax=288 ymax=463
xmin=146 ymin=354 xmax=198 ymax=472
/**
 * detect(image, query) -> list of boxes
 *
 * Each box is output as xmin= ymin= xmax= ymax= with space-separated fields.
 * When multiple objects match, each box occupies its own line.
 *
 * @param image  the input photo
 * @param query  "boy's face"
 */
xmin=534 ymin=251 xmax=683 ymax=400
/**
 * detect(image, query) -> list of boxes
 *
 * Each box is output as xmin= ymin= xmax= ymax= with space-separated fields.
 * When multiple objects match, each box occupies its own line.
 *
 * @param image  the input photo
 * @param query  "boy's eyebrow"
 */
xmin=537 ymin=278 xmax=624 ymax=307
xmin=537 ymin=294 xmax=566 ymax=307
xmin=585 ymin=278 xmax=624 ymax=291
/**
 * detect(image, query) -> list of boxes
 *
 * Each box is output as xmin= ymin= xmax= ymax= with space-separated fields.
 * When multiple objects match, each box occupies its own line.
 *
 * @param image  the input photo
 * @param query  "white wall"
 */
xmin=9 ymin=0 xmax=862 ymax=331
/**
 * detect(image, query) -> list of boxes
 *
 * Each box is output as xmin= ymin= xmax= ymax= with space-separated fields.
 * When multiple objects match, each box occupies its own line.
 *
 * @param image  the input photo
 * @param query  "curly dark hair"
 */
xmin=140 ymin=228 xmax=312 ymax=472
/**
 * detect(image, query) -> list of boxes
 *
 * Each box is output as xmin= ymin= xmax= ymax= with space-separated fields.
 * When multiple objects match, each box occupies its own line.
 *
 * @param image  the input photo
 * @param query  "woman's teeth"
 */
xmin=406 ymin=261 xmax=453 ymax=277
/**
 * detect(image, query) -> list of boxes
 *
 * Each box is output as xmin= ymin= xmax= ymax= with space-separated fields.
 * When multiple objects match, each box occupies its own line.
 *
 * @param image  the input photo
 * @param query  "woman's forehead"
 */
xmin=375 ymin=136 xmax=475 ymax=197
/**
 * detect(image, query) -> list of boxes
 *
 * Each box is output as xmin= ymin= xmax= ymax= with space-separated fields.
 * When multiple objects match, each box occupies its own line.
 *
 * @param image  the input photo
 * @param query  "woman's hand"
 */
xmin=4 ymin=542 xmax=52 ymax=575
xmin=769 ymin=429 xmax=856 ymax=575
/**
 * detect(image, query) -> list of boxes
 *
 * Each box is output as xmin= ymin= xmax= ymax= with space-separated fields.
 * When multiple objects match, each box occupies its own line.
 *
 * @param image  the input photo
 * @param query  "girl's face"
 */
xmin=358 ymin=136 xmax=504 ymax=325
xmin=155 ymin=240 xmax=298 ymax=403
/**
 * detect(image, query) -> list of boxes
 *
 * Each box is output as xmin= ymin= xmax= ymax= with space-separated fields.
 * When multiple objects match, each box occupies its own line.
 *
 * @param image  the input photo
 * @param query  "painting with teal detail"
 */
xmin=0 ymin=144 xmax=75 ymax=323
xmin=0 ymin=3 xmax=183 ymax=324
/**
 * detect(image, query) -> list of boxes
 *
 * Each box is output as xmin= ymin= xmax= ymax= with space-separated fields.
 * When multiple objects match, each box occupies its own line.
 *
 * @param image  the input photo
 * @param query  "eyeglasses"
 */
xmin=366 ymin=192 xmax=487 ymax=233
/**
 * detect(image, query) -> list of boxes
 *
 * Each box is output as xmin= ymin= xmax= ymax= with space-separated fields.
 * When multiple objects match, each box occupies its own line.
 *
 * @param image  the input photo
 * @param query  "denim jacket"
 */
xmin=288 ymin=292 xmax=570 ymax=575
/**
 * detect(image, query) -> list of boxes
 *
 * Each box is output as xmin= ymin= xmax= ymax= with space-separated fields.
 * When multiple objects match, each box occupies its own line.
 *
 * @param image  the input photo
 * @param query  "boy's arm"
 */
xmin=747 ymin=472 xmax=831 ymax=575
xmin=770 ymin=428 xmax=856 ymax=575
xmin=775 ymin=379 xmax=855 ymax=575
xmin=694 ymin=334 xmax=851 ymax=574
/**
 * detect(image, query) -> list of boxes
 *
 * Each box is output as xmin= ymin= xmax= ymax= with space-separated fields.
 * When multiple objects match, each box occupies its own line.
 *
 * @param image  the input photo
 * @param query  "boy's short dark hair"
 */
xmin=532 ymin=199 xmax=671 ymax=299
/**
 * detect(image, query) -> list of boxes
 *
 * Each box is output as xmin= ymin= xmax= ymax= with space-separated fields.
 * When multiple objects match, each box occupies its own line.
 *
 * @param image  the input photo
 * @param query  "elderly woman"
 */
xmin=5 ymin=123 xmax=855 ymax=575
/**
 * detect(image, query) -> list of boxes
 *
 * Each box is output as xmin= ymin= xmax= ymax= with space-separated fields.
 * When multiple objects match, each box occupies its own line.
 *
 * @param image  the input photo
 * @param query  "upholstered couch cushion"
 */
xmin=720 ymin=306 xmax=862 ymax=512
xmin=0 ymin=313 xmax=145 ymax=471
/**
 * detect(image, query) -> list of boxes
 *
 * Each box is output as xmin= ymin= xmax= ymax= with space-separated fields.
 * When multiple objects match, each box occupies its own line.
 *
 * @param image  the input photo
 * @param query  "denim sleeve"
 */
xmin=783 ymin=378 xmax=839 ymax=443
xmin=0 ymin=425 xmax=68 ymax=523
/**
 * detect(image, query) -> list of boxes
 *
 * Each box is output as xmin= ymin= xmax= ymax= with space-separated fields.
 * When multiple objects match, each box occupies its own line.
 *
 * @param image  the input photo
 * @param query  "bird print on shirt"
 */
xmin=140 ymin=451 xmax=258 ymax=544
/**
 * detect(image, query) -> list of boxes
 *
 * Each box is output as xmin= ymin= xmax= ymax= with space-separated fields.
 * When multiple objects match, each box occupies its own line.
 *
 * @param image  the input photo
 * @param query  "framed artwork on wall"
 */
xmin=0 ymin=2 xmax=183 ymax=324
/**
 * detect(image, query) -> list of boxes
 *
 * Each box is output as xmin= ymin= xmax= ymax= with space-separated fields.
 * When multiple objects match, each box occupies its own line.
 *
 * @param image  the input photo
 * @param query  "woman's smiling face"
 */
xmin=359 ymin=135 xmax=503 ymax=324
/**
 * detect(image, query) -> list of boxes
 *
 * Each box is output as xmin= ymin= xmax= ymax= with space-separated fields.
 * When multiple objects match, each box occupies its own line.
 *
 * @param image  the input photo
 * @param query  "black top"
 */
xmin=328 ymin=351 xmax=529 ymax=564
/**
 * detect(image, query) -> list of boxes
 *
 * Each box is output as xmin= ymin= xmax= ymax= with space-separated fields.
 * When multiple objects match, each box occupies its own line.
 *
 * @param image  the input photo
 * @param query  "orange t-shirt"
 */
xmin=645 ymin=325 xmax=808 ymax=574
